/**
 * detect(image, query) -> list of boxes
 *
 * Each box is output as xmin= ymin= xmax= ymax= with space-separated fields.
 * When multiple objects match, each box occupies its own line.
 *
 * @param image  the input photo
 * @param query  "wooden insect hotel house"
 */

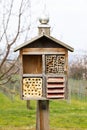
xmin=14 ymin=17 xmax=74 ymax=101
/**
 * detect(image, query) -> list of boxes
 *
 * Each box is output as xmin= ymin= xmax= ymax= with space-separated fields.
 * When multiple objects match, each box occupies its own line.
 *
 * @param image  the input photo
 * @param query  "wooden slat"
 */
xmin=23 ymin=74 xmax=42 ymax=77
xmin=22 ymin=48 xmax=66 ymax=53
xmin=23 ymin=52 xmax=65 ymax=55
xmin=47 ymin=90 xmax=64 ymax=93
xmin=23 ymin=97 xmax=46 ymax=100
xmin=46 ymin=77 xmax=65 ymax=99
xmin=47 ymin=78 xmax=65 ymax=82
xmin=47 ymin=84 xmax=65 ymax=88
xmin=20 ymin=50 xmax=23 ymax=99
xmin=47 ymin=95 xmax=64 ymax=98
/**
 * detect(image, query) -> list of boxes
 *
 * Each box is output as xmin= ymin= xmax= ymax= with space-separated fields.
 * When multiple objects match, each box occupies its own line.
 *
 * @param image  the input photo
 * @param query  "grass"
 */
xmin=0 ymin=92 xmax=87 ymax=130
xmin=50 ymin=100 xmax=87 ymax=129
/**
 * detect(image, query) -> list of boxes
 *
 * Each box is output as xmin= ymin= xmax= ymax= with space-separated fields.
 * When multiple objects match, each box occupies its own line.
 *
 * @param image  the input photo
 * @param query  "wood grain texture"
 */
xmin=22 ymin=48 xmax=66 ymax=54
xmin=46 ymin=77 xmax=65 ymax=99
xmin=36 ymin=100 xmax=49 ymax=130
xmin=23 ymin=55 xmax=42 ymax=74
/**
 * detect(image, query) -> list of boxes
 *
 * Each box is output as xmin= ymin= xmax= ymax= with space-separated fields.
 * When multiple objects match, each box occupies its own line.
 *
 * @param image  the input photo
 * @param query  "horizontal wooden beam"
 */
xmin=22 ymin=48 xmax=66 ymax=55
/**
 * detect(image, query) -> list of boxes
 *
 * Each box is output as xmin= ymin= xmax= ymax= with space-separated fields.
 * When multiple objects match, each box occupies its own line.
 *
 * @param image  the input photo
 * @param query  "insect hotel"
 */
xmin=14 ymin=17 xmax=74 ymax=101
xmin=14 ymin=15 xmax=74 ymax=130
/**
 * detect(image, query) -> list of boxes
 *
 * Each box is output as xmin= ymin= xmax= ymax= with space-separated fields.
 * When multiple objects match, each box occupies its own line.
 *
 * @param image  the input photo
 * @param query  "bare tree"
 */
xmin=0 ymin=0 xmax=31 ymax=89
xmin=69 ymin=52 xmax=87 ymax=80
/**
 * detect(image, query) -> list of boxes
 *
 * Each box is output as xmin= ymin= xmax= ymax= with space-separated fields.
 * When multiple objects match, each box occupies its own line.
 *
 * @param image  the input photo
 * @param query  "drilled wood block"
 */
xmin=22 ymin=78 xmax=42 ymax=98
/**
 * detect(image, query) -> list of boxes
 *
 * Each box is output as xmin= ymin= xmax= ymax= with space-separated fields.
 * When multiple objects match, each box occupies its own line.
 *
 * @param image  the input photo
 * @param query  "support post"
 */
xmin=36 ymin=100 xmax=49 ymax=130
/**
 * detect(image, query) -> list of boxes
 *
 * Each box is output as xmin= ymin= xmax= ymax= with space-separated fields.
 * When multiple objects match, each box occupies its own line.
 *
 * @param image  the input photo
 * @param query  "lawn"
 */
xmin=0 ymin=92 xmax=87 ymax=130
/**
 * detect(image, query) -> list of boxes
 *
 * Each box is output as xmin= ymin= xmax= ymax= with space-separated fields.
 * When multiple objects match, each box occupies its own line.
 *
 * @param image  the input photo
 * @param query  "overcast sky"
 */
xmin=30 ymin=0 xmax=87 ymax=51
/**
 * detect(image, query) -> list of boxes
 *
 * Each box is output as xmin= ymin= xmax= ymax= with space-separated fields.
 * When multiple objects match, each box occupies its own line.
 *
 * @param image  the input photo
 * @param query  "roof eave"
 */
xmin=43 ymin=34 xmax=74 ymax=52
xmin=14 ymin=34 xmax=74 ymax=52
xmin=14 ymin=34 xmax=44 ymax=52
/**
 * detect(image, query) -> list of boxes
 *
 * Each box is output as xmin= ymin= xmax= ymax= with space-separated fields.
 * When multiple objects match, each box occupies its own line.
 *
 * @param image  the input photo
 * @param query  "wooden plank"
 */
xmin=20 ymin=50 xmax=23 ymax=99
xmin=47 ymin=84 xmax=65 ymax=88
xmin=23 ymin=97 xmax=46 ymax=100
xmin=47 ymin=90 xmax=65 ymax=93
xmin=42 ymin=55 xmax=46 ymax=97
xmin=47 ymin=78 xmax=65 ymax=82
xmin=23 ymin=51 xmax=65 ymax=55
xmin=22 ymin=48 xmax=66 ymax=54
xmin=46 ymin=74 xmax=65 ymax=77
xmin=23 ymin=74 xmax=42 ymax=77
xmin=36 ymin=100 xmax=49 ymax=130
xmin=47 ymin=95 xmax=64 ymax=98
xmin=65 ymin=51 xmax=68 ymax=99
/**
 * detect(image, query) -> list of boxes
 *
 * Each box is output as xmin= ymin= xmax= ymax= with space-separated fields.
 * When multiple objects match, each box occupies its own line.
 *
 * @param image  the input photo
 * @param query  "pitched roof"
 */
xmin=14 ymin=34 xmax=74 ymax=52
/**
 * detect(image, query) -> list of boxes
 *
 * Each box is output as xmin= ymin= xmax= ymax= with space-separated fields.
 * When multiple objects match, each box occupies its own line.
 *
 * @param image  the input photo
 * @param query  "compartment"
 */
xmin=22 ymin=77 xmax=42 ymax=98
xmin=23 ymin=55 xmax=42 ymax=74
xmin=46 ymin=77 xmax=65 ymax=99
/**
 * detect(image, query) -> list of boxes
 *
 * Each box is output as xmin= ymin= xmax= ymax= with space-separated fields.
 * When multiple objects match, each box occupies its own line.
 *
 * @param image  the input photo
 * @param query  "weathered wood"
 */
xmin=47 ymin=84 xmax=65 ymax=88
xmin=22 ymin=48 xmax=66 ymax=54
xmin=46 ymin=77 xmax=65 ymax=99
xmin=36 ymin=100 xmax=49 ymax=130
xmin=65 ymin=51 xmax=68 ymax=99
xmin=23 ymin=97 xmax=46 ymax=100
xmin=14 ymin=34 xmax=74 ymax=52
xmin=47 ymin=77 xmax=65 ymax=82
xmin=22 ymin=51 xmax=66 ymax=55
xmin=47 ymin=95 xmax=64 ymax=98
xmin=38 ymin=25 xmax=50 ymax=35
xmin=42 ymin=55 xmax=46 ymax=97
xmin=23 ymin=74 xmax=43 ymax=77
xmin=20 ymin=50 xmax=23 ymax=99
xmin=23 ymin=55 xmax=42 ymax=74
xmin=47 ymin=89 xmax=64 ymax=93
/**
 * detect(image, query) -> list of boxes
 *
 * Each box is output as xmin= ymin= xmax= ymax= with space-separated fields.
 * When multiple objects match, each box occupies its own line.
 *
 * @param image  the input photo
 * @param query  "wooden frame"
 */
xmin=20 ymin=48 xmax=68 ymax=100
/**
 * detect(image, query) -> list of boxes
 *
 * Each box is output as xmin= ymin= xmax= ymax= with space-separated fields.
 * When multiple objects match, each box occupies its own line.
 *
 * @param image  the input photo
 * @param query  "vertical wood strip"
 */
xmin=65 ymin=51 xmax=68 ymax=99
xmin=42 ymin=55 xmax=46 ymax=97
xmin=20 ymin=49 xmax=23 ymax=99
xmin=36 ymin=100 xmax=49 ymax=130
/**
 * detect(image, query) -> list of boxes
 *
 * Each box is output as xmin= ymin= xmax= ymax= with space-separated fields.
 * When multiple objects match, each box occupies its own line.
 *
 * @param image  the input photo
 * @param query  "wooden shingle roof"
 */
xmin=14 ymin=34 xmax=74 ymax=52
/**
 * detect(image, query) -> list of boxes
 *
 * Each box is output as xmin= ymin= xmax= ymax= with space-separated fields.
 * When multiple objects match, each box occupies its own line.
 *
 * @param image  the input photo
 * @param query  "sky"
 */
xmin=29 ymin=0 xmax=87 ymax=52
xmin=0 ymin=0 xmax=87 ymax=56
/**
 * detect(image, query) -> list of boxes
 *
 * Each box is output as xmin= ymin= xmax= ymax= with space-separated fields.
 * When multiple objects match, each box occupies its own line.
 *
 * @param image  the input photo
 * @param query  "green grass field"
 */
xmin=0 ymin=92 xmax=87 ymax=130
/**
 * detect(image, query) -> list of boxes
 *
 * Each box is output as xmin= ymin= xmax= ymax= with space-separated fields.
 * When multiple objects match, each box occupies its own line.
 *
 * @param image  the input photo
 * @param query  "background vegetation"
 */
xmin=0 ymin=79 xmax=87 ymax=130
xmin=0 ymin=1 xmax=87 ymax=129
xmin=0 ymin=53 xmax=87 ymax=130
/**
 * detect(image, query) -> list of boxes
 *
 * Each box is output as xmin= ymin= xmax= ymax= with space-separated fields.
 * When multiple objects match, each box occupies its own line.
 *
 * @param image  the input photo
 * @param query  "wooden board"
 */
xmin=23 ymin=55 xmax=42 ymax=74
xmin=22 ymin=48 xmax=66 ymax=54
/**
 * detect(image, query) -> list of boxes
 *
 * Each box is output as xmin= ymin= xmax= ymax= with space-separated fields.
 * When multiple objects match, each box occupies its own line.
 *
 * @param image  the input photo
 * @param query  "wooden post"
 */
xmin=36 ymin=100 xmax=49 ymax=130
